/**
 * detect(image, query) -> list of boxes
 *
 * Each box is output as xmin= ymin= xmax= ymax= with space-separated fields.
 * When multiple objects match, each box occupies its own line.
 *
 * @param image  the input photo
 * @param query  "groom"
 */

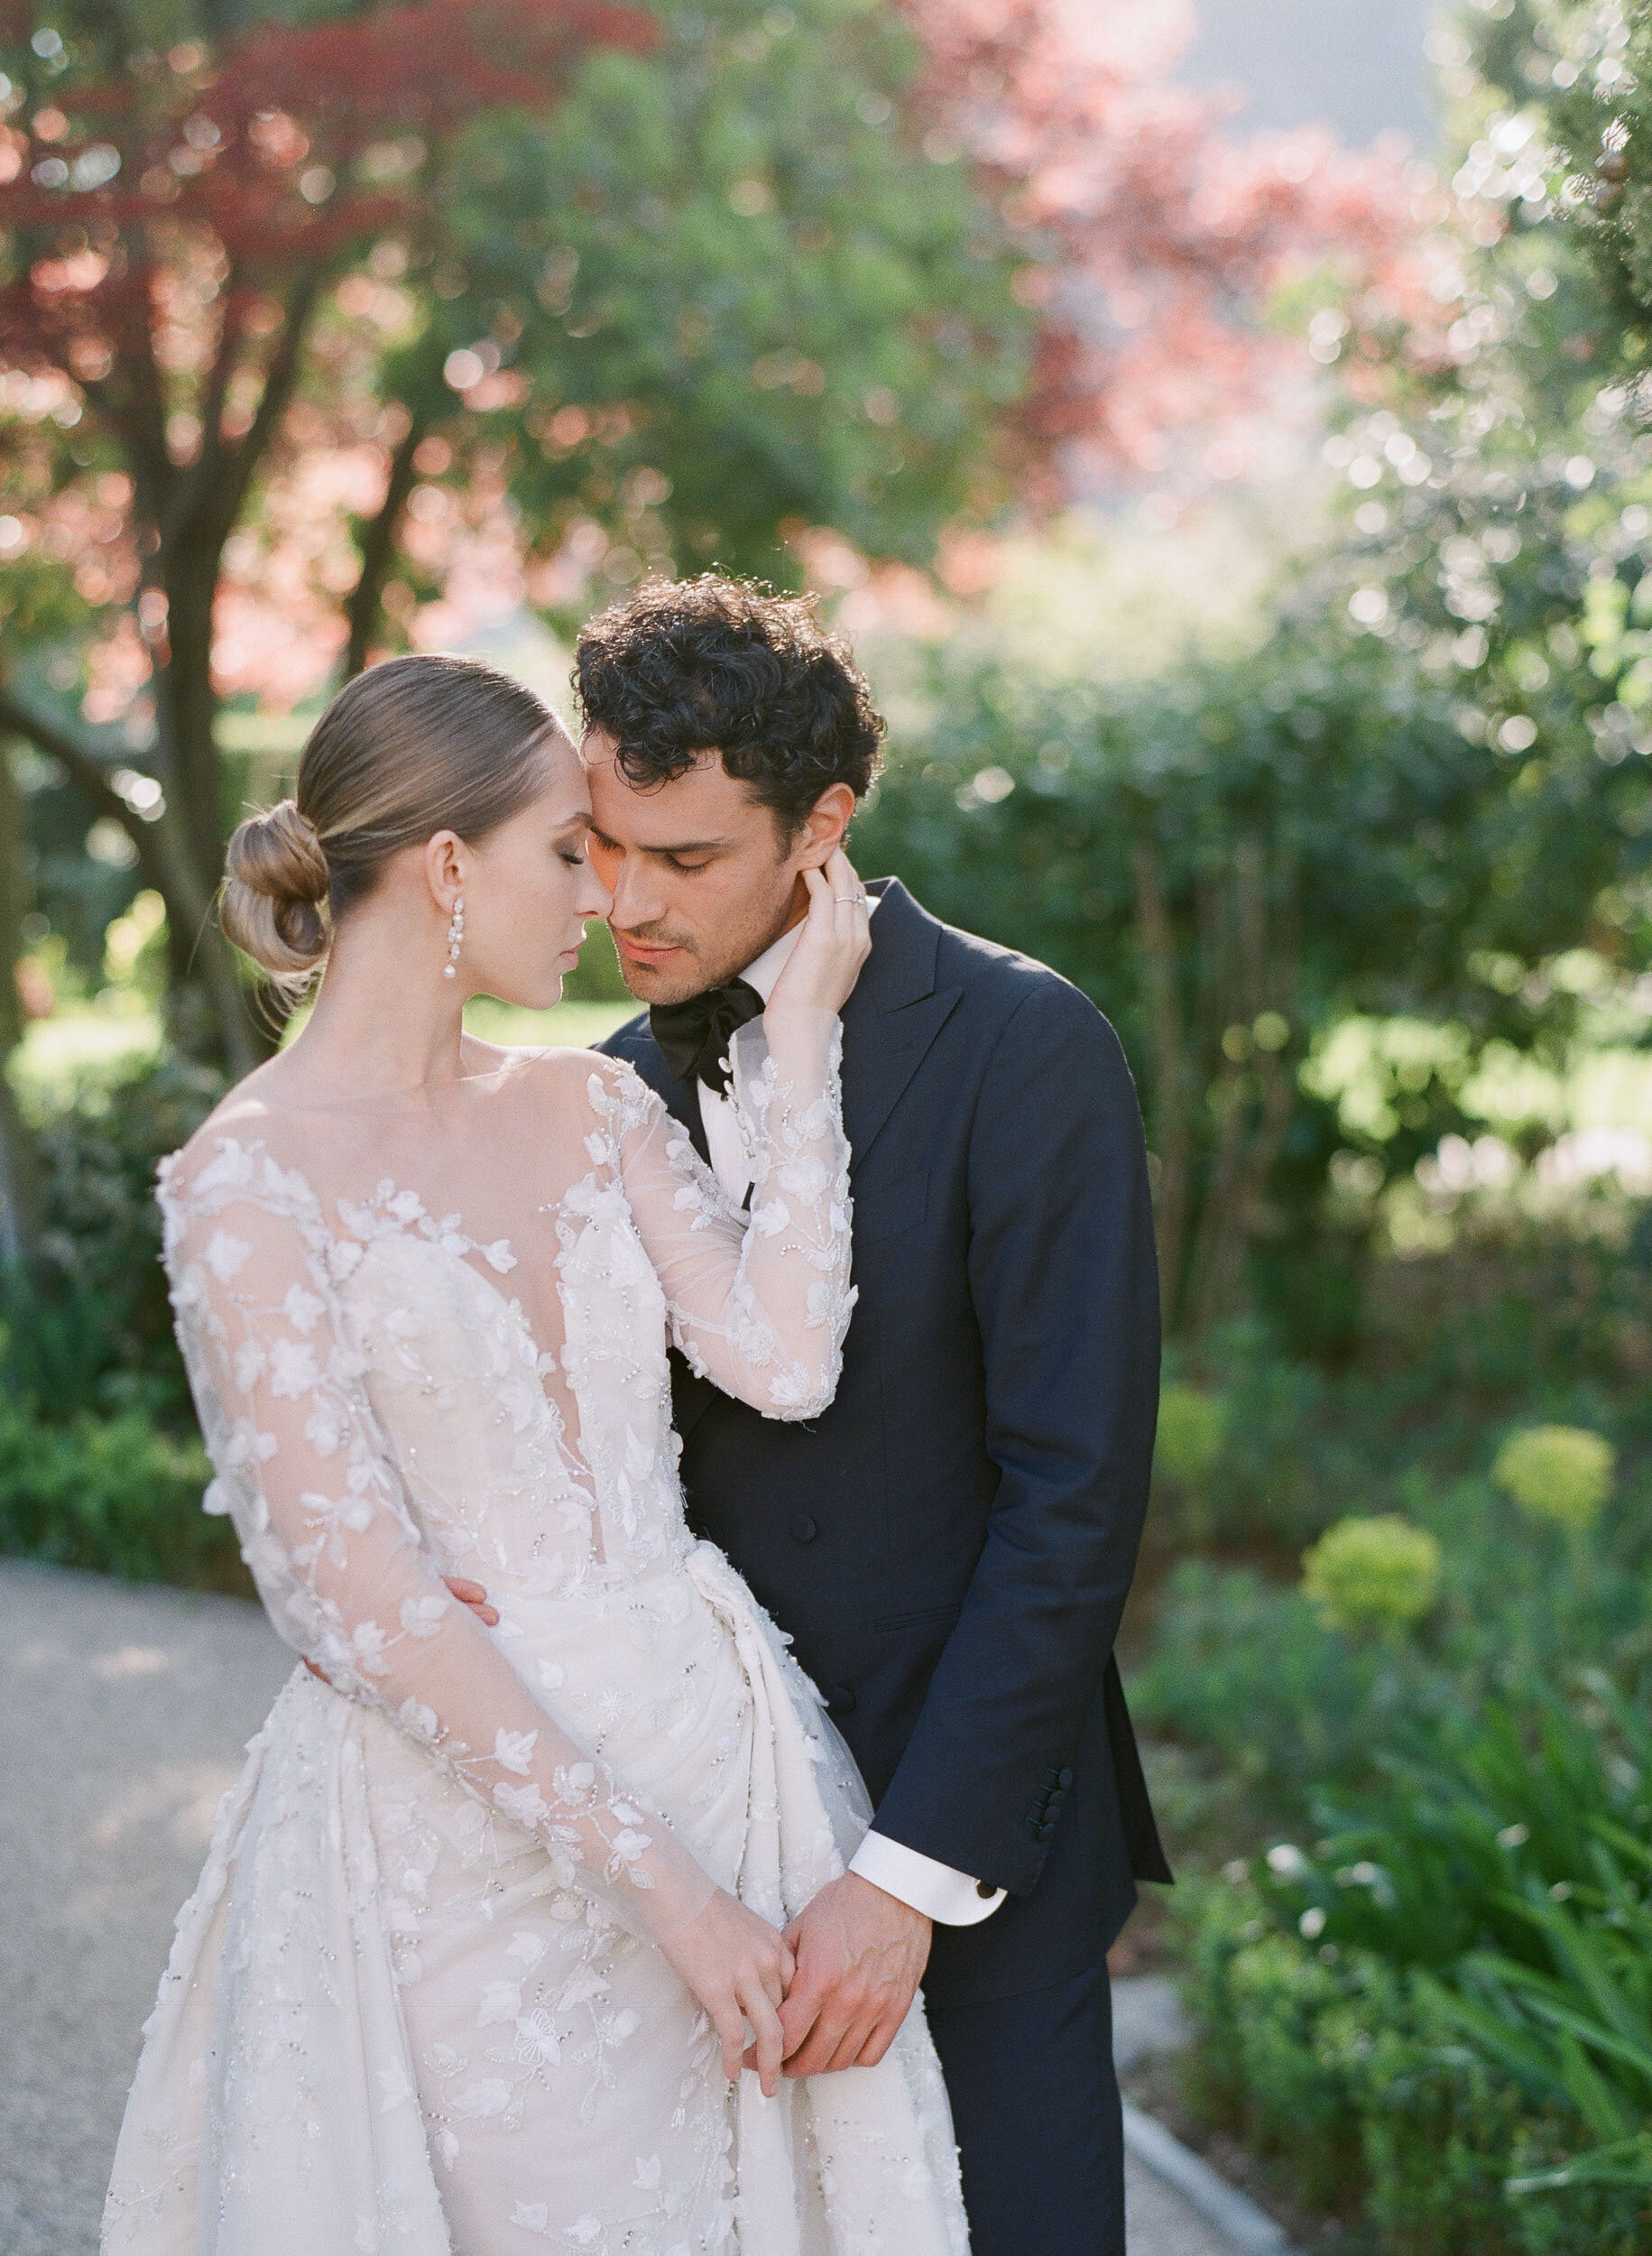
xmin=578 ymin=576 xmax=1168 ymax=2256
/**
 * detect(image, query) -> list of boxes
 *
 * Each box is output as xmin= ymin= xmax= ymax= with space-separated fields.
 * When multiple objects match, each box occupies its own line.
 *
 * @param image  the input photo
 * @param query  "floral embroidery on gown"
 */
xmin=102 ymin=1014 xmax=968 ymax=2256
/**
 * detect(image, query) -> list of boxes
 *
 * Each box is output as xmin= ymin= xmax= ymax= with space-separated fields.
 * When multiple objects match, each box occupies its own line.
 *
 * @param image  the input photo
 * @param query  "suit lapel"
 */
xmin=613 ymin=1017 xmax=709 ymax=1163
xmin=669 ymin=1065 xmax=708 ymax=1166
xmin=840 ymin=881 xmax=960 ymax=1175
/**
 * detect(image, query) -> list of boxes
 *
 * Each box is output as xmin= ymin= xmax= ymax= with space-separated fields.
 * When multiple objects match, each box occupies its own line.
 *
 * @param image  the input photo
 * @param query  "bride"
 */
xmin=103 ymin=653 xmax=968 ymax=2256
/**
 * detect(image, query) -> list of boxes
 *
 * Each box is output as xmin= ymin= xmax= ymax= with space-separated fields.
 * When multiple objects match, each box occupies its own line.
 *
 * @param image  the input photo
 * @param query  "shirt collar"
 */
xmin=740 ymin=891 xmax=878 ymax=1004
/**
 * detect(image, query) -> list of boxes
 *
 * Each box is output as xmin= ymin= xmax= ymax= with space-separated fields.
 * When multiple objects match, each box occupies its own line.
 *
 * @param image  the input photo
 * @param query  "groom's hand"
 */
xmin=303 ymin=1576 xmax=498 ymax=1684
xmin=770 ymin=1872 xmax=932 ymax=2077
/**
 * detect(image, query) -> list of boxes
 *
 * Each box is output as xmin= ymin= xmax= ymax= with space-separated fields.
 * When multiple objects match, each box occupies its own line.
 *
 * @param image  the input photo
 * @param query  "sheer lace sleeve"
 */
xmin=588 ymin=1007 xmax=854 ymax=1419
xmin=157 ymin=1136 xmax=716 ymax=1944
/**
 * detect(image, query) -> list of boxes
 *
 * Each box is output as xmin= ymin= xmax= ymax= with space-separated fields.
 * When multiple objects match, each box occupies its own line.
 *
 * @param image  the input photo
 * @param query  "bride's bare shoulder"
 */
xmin=475 ymin=1040 xmax=635 ymax=1104
xmin=173 ymin=1058 xmax=297 ymax=1156
xmin=166 ymin=1050 xmax=358 ymax=1192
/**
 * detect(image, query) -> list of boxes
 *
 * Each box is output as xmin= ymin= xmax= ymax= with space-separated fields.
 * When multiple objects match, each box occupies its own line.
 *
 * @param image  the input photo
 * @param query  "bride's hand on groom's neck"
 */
xmin=763 ymin=849 xmax=871 ymax=1022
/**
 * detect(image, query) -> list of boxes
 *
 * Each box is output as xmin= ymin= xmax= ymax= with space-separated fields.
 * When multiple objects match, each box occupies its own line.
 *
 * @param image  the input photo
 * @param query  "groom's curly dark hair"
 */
xmin=574 ymin=575 xmax=885 ymax=835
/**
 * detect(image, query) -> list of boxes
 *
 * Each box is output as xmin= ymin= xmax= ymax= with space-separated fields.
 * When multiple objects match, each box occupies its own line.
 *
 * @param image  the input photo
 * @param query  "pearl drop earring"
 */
xmin=442 ymin=895 xmax=465 ymax=981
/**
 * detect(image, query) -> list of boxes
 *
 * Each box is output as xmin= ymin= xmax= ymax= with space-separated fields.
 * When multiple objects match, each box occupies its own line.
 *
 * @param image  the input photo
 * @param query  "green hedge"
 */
xmin=1182 ymin=1891 xmax=1646 ymax=2253
xmin=1173 ymin=1689 xmax=1652 ymax=2252
xmin=0 ymin=1399 xmax=245 ymax=1590
xmin=0 ymin=1048 xmax=245 ymax=1587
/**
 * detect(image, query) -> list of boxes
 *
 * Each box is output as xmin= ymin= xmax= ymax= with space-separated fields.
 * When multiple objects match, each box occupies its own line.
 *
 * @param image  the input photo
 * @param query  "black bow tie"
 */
xmin=650 ymin=979 xmax=765 ymax=1095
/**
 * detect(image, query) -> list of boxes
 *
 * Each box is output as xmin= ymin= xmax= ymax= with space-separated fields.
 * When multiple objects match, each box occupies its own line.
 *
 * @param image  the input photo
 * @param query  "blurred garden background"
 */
xmin=3 ymin=0 xmax=1652 ymax=2245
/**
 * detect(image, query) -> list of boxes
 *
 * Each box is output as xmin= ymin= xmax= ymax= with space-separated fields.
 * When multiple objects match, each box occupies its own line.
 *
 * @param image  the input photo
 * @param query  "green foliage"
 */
xmin=1493 ymin=1423 xmax=1617 ymax=1534
xmin=1132 ymin=1560 xmax=1408 ymax=1823
xmin=1475 ymin=0 xmax=1652 ymax=381
xmin=1286 ymin=12 xmax=1652 ymax=1138
xmin=1170 ymin=1688 xmax=1652 ymax=2249
xmin=0 ymin=1397 xmax=241 ymax=1589
xmin=1131 ymin=1290 xmax=1652 ymax=1846
xmin=414 ymin=0 xmax=1030 ymax=585
xmin=1150 ymin=1383 xmax=1227 ymax=1544
xmin=854 ymin=623 xmax=1640 ymax=1336
xmin=1137 ymin=1215 xmax=1652 ymax=1567
xmin=1462 ymin=1852 xmax=1652 ymax=2197
xmin=1155 ymin=1383 xmax=1227 ymax=1485
xmin=1251 ymin=1689 xmax=1650 ymax=1969
xmin=1182 ymin=1879 xmax=1536 ymax=2242
xmin=1300 ymin=1514 xmax=1443 ymax=1637
xmin=2 ymin=1049 xmax=222 ymax=1419
xmin=0 ymin=1046 xmax=232 ymax=1582
xmin=1181 ymin=1872 xmax=1650 ymax=2253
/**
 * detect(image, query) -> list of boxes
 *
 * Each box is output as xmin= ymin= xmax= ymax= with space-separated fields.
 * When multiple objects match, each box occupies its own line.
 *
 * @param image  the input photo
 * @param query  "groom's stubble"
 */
xmin=582 ymin=728 xmax=816 ymax=1005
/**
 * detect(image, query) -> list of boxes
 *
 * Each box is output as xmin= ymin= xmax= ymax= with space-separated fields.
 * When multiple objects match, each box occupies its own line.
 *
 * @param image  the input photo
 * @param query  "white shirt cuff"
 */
xmin=848 ymin=1831 xmax=1007 ymax=1925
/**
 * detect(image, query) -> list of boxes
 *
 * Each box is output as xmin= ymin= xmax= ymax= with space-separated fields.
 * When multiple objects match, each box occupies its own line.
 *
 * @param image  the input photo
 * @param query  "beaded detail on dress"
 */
xmin=103 ymin=1025 xmax=967 ymax=2256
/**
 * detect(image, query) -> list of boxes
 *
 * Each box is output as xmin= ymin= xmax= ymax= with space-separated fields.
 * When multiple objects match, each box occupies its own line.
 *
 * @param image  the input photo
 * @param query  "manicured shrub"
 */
xmin=1154 ymin=1382 xmax=1227 ymax=1488
xmin=1300 ymin=1514 xmax=1442 ymax=1638
xmin=1492 ymin=1425 xmax=1616 ymax=1537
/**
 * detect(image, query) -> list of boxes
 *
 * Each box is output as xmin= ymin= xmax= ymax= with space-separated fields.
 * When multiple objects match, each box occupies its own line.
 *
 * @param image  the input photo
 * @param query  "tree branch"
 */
xmin=0 ymin=682 xmax=199 ymax=913
xmin=108 ymin=248 xmax=178 ymax=511
xmin=0 ymin=684 xmax=259 ymax=1075
xmin=344 ymin=403 xmax=428 ymax=680
xmin=189 ymin=266 xmax=326 ymax=554
xmin=170 ymin=264 xmax=252 ymax=538
xmin=0 ymin=686 xmax=152 ymax=850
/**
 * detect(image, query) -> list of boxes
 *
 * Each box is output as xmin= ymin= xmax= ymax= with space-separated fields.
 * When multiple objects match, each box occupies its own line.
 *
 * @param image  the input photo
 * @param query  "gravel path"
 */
xmin=0 ymin=1558 xmax=1234 ymax=2256
xmin=0 ymin=1559 xmax=292 ymax=2256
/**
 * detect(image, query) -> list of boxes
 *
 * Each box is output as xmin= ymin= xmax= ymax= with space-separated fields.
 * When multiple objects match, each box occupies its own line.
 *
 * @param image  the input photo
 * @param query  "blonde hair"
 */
xmin=220 ymin=654 xmax=565 ymax=980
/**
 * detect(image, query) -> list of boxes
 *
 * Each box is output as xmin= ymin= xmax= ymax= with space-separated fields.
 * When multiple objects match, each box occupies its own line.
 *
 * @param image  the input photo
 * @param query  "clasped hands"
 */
xmin=651 ymin=1860 xmax=931 ymax=2103
xmin=310 ymin=1576 xmax=934 ymax=2100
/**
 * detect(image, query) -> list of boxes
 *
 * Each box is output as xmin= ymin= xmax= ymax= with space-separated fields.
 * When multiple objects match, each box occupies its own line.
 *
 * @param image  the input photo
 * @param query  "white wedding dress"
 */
xmin=102 ymin=1014 xmax=967 ymax=2256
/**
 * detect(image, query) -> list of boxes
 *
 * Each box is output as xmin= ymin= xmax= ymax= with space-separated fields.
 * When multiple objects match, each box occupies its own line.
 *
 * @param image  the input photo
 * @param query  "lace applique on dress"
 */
xmin=106 ymin=1016 xmax=966 ymax=2256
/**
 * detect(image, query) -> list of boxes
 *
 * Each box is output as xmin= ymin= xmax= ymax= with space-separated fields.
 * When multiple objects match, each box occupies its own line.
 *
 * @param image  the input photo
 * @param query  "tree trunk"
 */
xmin=1181 ymin=839 xmax=1299 ymax=1338
xmin=0 ymin=683 xmax=261 ymax=1081
xmin=1131 ymin=837 xmax=1194 ymax=1329
xmin=156 ymin=560 xmax=228 ymax=908
xmin=0 ymin=742 xmax=42 ymax=1268
xmin=345 ymin=407 xmax=428 ymax=681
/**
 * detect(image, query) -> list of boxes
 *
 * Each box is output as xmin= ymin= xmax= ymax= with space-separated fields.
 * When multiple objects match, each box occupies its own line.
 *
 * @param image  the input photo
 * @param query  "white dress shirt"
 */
xmin=697 ymin=910 xmax=1005 ymax=1928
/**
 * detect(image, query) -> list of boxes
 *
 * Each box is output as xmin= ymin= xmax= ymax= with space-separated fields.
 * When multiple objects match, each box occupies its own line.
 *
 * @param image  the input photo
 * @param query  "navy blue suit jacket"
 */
xmin=600 ymin=878 xmax=1169 ymax=2007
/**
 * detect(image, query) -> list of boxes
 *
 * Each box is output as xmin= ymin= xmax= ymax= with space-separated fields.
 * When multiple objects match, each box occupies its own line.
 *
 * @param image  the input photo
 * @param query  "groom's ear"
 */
xmin=791 ymin=782 xmax=856 ymax=870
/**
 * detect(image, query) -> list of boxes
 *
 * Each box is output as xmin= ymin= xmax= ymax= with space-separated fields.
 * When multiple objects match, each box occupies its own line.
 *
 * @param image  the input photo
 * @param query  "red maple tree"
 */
xmin=2 ymin=0 xmax=1461 ymax=1073
xmin=0 ymin=0 xmax=651 ymax=1067
xmin=902 ymin=0 xmax=1454 ymax=498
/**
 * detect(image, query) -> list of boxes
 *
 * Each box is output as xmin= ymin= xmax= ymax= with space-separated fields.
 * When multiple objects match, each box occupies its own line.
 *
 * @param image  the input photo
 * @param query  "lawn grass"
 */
xmin=12 ymin=994 xmax=640 ymax=1116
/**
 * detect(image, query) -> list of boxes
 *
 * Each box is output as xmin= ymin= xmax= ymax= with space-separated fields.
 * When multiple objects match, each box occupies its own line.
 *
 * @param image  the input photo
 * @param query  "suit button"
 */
xmin=1057 ymin=1768 xmax=1075 ymax=1789
xmin=975 ymin=1879 xmax=996 ymax=1899
xmin=826 ymin=1685 xmax=856 ymax=1716
xmin=1024 ymin=1817 xmax=1043 ymax=1838
xmin=790 ymin=1513 xmax=818 ymax=1544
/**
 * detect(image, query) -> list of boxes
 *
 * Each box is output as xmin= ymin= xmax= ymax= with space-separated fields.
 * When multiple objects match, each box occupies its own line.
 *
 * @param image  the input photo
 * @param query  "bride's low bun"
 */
xmin=220 ymin=799 xmax=332 ymax=976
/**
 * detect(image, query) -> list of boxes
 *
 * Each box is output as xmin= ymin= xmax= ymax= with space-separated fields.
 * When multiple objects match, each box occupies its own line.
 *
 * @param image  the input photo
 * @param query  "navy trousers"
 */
xmin=925 ymin=1959 xmax=1124 ymax=2256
